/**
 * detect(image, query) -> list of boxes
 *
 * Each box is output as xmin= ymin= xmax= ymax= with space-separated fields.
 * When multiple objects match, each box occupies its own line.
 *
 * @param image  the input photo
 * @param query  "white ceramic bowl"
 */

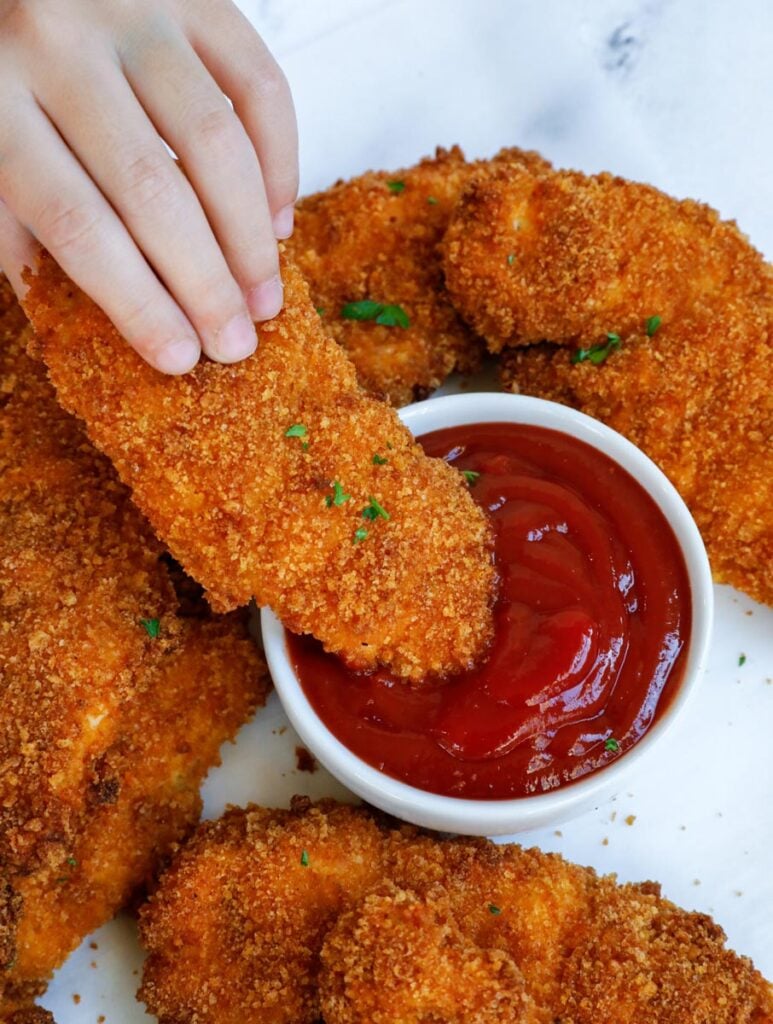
xmin=261 ymin=393 xmax=713 ymax=835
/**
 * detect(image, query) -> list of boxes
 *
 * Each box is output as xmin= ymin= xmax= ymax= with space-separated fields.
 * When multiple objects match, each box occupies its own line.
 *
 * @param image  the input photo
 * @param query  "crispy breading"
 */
xmin=501 ymin=297 xmax=773 ymax=605
xmin=442 ymin=163 xmax=771 ymax=351
xmin=0 ymin=290 xmax=268 ymax=1010
xmin=288 ymin=146 xmax=550 ymax=406
xmin=23 ymin=252 xmax=496 ymax=681
xmin=137 ymin=799 xmax=773 ymax=1024
xmin=138 ymin=799 xmax=388 ymax=1024
xmin=319 ymin=884 xmax=537 ymax=1023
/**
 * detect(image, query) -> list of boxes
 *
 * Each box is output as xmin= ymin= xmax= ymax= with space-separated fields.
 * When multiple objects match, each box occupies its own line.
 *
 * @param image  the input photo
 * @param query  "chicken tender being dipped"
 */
xmin=289 ymin=146 xmax=550 ymax=406
xmin=442 ymin=162 xmax=770 ymax=351
xmin=0 ymin=283 xmax=268 ymax=1010
xmin=23 ymin=252 xmax=496 ymax=682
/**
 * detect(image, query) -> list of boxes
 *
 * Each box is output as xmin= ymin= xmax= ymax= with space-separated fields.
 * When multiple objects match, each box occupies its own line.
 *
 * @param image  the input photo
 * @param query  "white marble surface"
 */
xmin=42 ymin=2 xmax=772 ymax=1020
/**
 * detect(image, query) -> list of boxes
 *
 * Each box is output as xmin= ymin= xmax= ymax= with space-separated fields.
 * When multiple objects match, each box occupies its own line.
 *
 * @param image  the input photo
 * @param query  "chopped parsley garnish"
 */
xmin=571 ymin=333 xmax=621 ymax=366
xmin=301 ymin=441 xmax=310 ymax=451
xmin=604 ymin=737 xmax=620 ymax=752
xmin=362 ymin=497 xmax=390 ymax=522
xmin=353 ymin=527 xmax=369 ymax=543
xmin=488 ymin=903 xmax=502 ymax=915
xmin=300 ymin=849 xmax=309 ymax=867
xmin=372 ymin=453 xmax=389 ymax=465
xmin=387 ymin=180 xmax=406 ymax=194
xmin=507 ymin=253 xmax=516 ymax=266
xmin=55 ymin=877 xmax=69 ymax=884
xmin=427 ymin=195 xmax=439 ymax=205
xmin=66 ymin=856 xmax=78 ymax=867
xmin=462 ymin=469 xmax=480 ymax=485
xmin=341 ymin=300 xmax=410 ymax=329
xmin=738 ymin=653 xmax=747 ymax=667
xmin=645 ymin=315 xmax=662 ymax=336
xmin=140 ymin=618 xmax=160 ymax=639
xmin=325 ymin=481 xmax=351 ymax=508
xmin=316 ymin=307 xmax=326 ymax=316
xmin=285 ymin=423 xmax=308 ymax=438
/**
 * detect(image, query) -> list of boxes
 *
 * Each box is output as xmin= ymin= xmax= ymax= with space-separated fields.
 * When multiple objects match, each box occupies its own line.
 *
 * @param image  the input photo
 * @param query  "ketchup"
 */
xmin=288 ymin=423 xmax=691 ymax=799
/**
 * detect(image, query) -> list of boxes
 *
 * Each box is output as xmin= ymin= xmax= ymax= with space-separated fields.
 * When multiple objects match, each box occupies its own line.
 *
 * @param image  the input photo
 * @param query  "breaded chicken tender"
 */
xmin=289 ymin=146 xmax=550 ymax=406
xmin=139 ymin=799 xmax=388 ymax=1024
xmin=320 ymin=884 xmax=537 ymax=1024
xmin=137 ymin=799 xmax=773 ymax=1024
xmin=24 ymin=252 xmax=495 ymax=681
xmin=501 ymin=296 xmax=773 ymax=605
xmin=0 ymin=288 xmax=268 ymax=1010
xmin=443 ymin=163 xmax=770 ymax=351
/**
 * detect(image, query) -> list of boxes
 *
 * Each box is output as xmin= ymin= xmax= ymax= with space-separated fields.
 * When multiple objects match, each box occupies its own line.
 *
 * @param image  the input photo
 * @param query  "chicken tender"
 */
xmin=501 ymin=296 xmax=773 ymax=605
xmin=138 ymin=799 xmax=388 ymax=1024
xmin=23 ymin=252 xmax=495 ymax=681
xmin=0 ymin=292 xmax=268 ymax=1009
xmin=137 ymin=799 xmax=773 ymax=1024
xmin=320 ymin=884 xmax=537 ymax=1024
xmin=288 ymin=146 xmax=550 ymax=406
xmin=443 ymin=163 xmax=770 ymax=351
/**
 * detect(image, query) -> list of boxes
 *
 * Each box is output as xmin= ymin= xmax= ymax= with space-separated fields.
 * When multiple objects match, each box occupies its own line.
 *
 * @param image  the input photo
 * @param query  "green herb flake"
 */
xmin=387 ymin=180 xmax=406 ymax=194
xmin=507 ymin=253 xmax=516 ymax=266
xmin=327 ymin=481 xmax=351 ymax=507
xmin=140 ymin=618 xmax=160 ymax=639
xmin=55 ymin=877 xmax=69 ymax=885
xmin=488 ymin=903 xmax=502 ymax=915
xmin=316 ymin=307 xmax=326 ymax=316
xmin=571 ymin=333 xmax=621 ymax=366
xmin=646 ymin=315 xmax=662 ymax=337
xmin=738 ymin=654 xmax=747 ymax=667
xmin=285 ymin=423 xmax=308 ymax=438
xmin=604 ymin=738 xmax=620 ymax=753
xmin=341 ymin=300 xmax=410 ymax=329
xmin=300 ymin=849 xmax=309 ymax=867
xmin=66 ymin=856 xmax=78 ymax=867
xmin=427 ymin=195 xmax=439 ymax=205
xmin=301 ymin=441 xmax=310 ymax=451
xmin=354 ymin=527 xmax=369 ymax=544
xmin=362 ymin=497 xmax=390 ymax=522
xmin=462 ymin=469 xmax=480 ymax=485
xmin=372 ymin=453 xmax=389 ymax=465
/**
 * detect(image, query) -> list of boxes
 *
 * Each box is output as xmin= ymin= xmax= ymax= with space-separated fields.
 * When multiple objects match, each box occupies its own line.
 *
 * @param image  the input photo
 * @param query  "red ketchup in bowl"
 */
xmin=287 ymin=422 xmax=691 ymax=799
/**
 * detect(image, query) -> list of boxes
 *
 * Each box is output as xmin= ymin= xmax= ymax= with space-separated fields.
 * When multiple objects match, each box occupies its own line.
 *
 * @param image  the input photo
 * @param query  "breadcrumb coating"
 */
xmin=289 ymin=146 xmax=550 ymax=406
xmin=320 ymin=884 xmax=537 ymax=1023
xmin=442 ymin=163 xmax=770 ymax=352
xmin=501 ymin=296 xmax=773 ymax=605
xmin=137 ymin=799 xmax=773 ymax=1024
xmin=24 ymin=251 xmax=495 ymax=681
xmin=0 ymin=286 xmax=268 ymax=1009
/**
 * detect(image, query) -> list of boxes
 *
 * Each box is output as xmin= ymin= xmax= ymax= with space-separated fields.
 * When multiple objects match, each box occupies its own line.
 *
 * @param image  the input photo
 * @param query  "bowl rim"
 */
xmin=261 ymin=392 xmax=714 ymax=834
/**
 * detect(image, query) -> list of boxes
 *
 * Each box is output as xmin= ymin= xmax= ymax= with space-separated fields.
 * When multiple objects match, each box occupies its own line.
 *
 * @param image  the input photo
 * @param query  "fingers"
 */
xmin=181 ymin=0 xmax=299 ymax=236
xmin=0 ymin=197 xmax=40 ymax=296
xmin=37 ymin=52 xmax=259 ymax=363
xmin=119 ymin=28 xmax=282 ymax=325
xmin=0 ymin=98 xmax=201 ymax=374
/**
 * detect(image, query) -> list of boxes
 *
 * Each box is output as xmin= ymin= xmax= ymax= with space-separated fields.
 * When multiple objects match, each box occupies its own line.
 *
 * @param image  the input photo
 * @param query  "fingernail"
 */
xmin=247 ymin=276 xmax=283 ymax=321
xmin=272 ymin=204 xmax=294 ymax=239
xmin=156 ymin=337 xmax=200 ymax=375
xmin=212 ymin=312 xmax=258 ymax=363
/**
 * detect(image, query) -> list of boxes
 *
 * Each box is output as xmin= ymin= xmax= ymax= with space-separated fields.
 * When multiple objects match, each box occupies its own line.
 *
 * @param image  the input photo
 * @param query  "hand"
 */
xmin=0 ymin=0 xmax=298 ymax=372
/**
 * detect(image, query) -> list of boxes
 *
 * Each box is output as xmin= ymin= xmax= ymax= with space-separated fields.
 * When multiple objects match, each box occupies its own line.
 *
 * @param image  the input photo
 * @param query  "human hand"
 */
xmin=0 ymin=0 xmax=298 ymax=372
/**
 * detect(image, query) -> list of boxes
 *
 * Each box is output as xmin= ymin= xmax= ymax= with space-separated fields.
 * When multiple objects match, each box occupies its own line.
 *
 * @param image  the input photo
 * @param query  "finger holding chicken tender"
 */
xmin=443 ymin=162 xmax=770 ymax=351
xmin=23 ymin=251 xmax=495 ymax=682
xmin=288 ymin=146 xmax=550 ymax=405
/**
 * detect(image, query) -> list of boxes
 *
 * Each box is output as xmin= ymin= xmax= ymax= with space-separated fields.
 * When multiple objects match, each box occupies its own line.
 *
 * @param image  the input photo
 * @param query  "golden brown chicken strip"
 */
xmin=501 ymin=296 xmax=773 ymax=606
xmin=320 ymin=884 xmax=537 ymax=1024
xmin=288 ymin=146 xmax=550 ymax=406
xmin=137 ymin=799 xmax=773 ymax=1024
xmin=0 ymin=292 xmax=268 ymax=1010
xmin=442 ymin=163 xmax=770 ymax=351
xmin=23 ymin=252 xmax=495 ymax=681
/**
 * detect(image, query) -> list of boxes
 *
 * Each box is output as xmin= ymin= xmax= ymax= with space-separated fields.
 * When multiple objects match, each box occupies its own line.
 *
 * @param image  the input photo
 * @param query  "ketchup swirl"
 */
xmin=288 ymin=422 xmax=691 ymax=799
